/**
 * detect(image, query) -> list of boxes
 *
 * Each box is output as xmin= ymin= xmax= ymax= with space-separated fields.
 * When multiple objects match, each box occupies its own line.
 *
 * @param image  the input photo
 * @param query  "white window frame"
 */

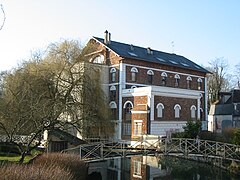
xmin=156 ymin=103 xmax=164 ymax=118
xmin=187 ymin=76 xmax=192 ymax=89
xmin=133 ymin=161 xmax=142 ymax=178
xmin=190 ymin=105 xmax=196 ymax=119
xmin=161 ymin=72 xmax=167 ymax=86
xmin=131 ymin=67 xmax=138 ymax=82
xmin=174 ymin=104 xmax=181 ymax=118
xmin=134 ymin=120 xmax=142 ymax=136
xmin=197 ymin=78 xmax=203 ymax=90
xmin=110 ymin=68 xmax=116 ymax=82
xmin=174 ymin=74 xmax=180 ymax=87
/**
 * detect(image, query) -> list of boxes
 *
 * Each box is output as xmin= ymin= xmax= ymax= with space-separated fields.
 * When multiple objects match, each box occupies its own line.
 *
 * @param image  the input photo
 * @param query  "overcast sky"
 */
xmin=0 ymin=0 xmax=239 ymax=71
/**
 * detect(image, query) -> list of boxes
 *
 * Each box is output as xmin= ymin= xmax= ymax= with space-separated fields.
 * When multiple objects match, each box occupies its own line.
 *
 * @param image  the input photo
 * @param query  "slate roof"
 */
xmin=93 ymin=37 xmax=210 ymax=74
xmin=209 ymin=104 xmax=234 ymax=115
xmin=49 ymin=129 xmax=86 ymax=146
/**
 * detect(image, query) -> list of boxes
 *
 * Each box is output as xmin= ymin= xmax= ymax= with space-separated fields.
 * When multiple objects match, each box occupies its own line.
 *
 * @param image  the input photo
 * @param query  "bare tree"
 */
xmin=206 ymin=57 xmax=230 ymax=104
xmin=0 ymin=40 xmax=114 ymax=163
xmin=0 ymin=4 xmax=6 ymax=30
xmin=233 ymin=63 xmax=240 ymax=88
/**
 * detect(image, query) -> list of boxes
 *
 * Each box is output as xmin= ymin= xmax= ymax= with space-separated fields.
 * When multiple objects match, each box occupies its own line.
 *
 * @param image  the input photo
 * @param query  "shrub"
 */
xmin=183 ymin=120 xmax=202 ymax=138
xmin=172 ymin=132 xmax=185 ymax=138
xmin=222 ymin=128 xmax=235 ymax=143
xmin=0 ymin=163 xmax=73 ymax=180
xmin=0 ymin=153 xmax=88 ymax=180
xmin=33 ymin=153 xmax=87 ymax=179
xmin=233 ymin=128 xmax=240 ymax=145
xmin=0 ymin=142 xmax=21 ymax=155
xmin=199 ymin=130 xmax=215 ymax=141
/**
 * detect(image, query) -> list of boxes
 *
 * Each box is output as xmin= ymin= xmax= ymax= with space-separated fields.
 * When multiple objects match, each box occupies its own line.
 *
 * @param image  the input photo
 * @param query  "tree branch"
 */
xmin=0 ymin=4 xmax=6 ymax=31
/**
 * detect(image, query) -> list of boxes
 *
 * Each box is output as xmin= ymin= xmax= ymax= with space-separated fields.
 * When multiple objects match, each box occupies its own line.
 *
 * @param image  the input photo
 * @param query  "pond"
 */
xmin=88 ymin=155 xmax=239 ymax=180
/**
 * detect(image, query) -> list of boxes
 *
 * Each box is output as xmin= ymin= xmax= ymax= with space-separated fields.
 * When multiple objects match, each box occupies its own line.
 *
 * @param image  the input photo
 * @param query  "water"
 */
xmin=88 ymin=155 xmax=239 ymax=180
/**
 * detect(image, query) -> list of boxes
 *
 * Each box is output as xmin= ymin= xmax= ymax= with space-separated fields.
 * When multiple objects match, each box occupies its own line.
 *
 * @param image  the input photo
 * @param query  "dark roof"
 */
xmin=49 ymin=129 xmax=86 ymax=146
xmin=209 ymin=104 xmax=234 ymax=115
xmin=93 ymin=37 xmax=210 ymax=74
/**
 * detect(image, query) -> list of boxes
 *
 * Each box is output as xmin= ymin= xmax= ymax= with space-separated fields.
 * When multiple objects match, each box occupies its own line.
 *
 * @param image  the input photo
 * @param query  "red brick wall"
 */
xmin=125 ymin=65 xmax=205 ymax=91
xmin=154 ymin=96 xmax=198 ymax=121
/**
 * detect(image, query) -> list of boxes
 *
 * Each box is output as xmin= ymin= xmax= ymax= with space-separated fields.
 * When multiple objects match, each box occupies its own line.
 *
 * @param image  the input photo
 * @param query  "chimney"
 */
xmin=108 ymin=33 xmax=111 ymax=44
xmin=147 ymin=47 xmax=153 ymax=55
xmin=104 ymin=30 xmax=111 ymax=45
xmin=104 ymin=30 xmax=108 ymax=44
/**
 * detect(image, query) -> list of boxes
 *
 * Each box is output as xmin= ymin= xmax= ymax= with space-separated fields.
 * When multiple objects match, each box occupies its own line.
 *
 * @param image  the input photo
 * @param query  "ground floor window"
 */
xmin=133 ymin=161 xmax=142 ymax=177
xmin=122 ymin=122 xmax=131 ymax=136
xmin=134 ymin=120 xmax=142 ymax=136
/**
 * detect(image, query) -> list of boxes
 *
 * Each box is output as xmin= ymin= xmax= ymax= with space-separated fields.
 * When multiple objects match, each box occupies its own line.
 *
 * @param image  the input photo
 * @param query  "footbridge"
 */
xmin=63 ymin=136 xmax=240 ymax=169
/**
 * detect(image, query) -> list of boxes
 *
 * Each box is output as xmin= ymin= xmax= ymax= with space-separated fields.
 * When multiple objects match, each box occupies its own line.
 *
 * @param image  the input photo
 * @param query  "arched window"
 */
xmin=110 ymin=85 xmax=116 ymax=100
xmin=147 ymin=70 xmax=154 ymax=84
xmin=186 ymin=76 xmax=192 ymax=89
xmin=124 ymin=101 xmax=133 ymax=121
xmin=131 ymin=67 xmax=138 ymax=82
xmin=174 ymin=104 xmax=181 ymax=118
xmin=92 ymin=55 xmax=104 ymax=64
xmin=197 ymin=78 xmax=203 ymax=90
xmin=174 ymin=74 xmax=180 ymax=87
xmin=156 ymin=103 xmax=164 ymax=118
xmin=190 ymin=105 xmax=196 ymax=119
xmin=109 ymin=101 xmax=117 ymax=120
xmin=110 ymin=68 xmax=116 ymax=82
xmin=161 ymin=72 xmax=167 ymax=86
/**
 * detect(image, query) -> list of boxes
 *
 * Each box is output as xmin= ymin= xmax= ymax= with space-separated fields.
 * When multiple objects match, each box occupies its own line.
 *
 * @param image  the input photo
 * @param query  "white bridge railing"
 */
xmin=63 ymin=136 xmax=240 ymax=168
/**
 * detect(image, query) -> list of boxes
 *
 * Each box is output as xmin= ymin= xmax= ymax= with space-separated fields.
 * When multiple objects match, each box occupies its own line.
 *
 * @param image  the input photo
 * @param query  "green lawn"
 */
xmin=0 ymin=155 xmax=33 ymax=163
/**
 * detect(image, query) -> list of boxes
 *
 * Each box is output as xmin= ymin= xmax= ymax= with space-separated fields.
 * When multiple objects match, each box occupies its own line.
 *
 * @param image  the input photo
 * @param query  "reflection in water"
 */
xmin=88 ymin=155 xmax=239 ymax=180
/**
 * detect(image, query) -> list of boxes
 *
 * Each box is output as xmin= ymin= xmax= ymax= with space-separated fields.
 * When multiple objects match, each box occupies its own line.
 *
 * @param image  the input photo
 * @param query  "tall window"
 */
xmin=134 ymin=121 xmax=142 ymax=136
xmin=147 ymin=70 xmax=154 ymax=84
xmin=110 ymin=68 xmax=116 ymax=82
xmin=174 ymin=104 xmax=181 ymax=118
xmin=110 ymin=85 xmax=116 ymax=100
xmin=190 ymin=105 xmax=196 ymax=119
xmin=174 ymin=74 xmax=180 ymax=87
xmin=187 ymin=76 xmax=192 ymax=89
xmin=124 ymin=101 xmax=133 ymax=121
xmin=156 ymin=103 xmax=164 ymax=118
xmin=161 ymin=72 xmax=167 ymax=86
xmin=131 ymin=67 xmax=138 ymax=82
xmin=197 ymin=78 xmax=202 ymax=90
xmin=109 ymin=102 xmax=117 ymax=120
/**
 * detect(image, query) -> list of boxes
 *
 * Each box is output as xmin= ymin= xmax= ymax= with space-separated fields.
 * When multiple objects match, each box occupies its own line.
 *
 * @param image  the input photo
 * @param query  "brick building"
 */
xmin=87 ymin=31 xmax=209 ymax=141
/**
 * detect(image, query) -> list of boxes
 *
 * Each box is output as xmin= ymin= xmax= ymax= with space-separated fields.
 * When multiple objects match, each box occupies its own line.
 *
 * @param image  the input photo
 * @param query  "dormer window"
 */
xmin=147 ymin=70 xmax=154 ymax=84
xmin=161 ymin=72 xmax=167 ymax=86
xmin=197 ymin=78 xmax=203 ymax=90
xmin=110 ymin=68 xmax=116 ymax=82
xmin=174 ymin=74 xmax=180 ymax=87
xmin=131 ymin=67 xmax=138 ymax=82
xmin=187 ymin=76 xmax=192 ymax=89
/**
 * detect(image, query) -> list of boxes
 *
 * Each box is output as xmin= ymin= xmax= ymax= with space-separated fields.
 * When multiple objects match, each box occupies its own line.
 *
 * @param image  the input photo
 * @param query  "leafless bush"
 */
xmin=0 ymin=163 xmax=73 ymax=180
xmin=0 ymin=153 xmax=87 ymax=180
xmin=32 ymin=153 xmax=87 ymax=179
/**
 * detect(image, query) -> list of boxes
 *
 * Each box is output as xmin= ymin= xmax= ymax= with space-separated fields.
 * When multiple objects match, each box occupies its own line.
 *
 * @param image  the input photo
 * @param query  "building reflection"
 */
xmin=88 ymin=155 xmax=171 ymax=180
